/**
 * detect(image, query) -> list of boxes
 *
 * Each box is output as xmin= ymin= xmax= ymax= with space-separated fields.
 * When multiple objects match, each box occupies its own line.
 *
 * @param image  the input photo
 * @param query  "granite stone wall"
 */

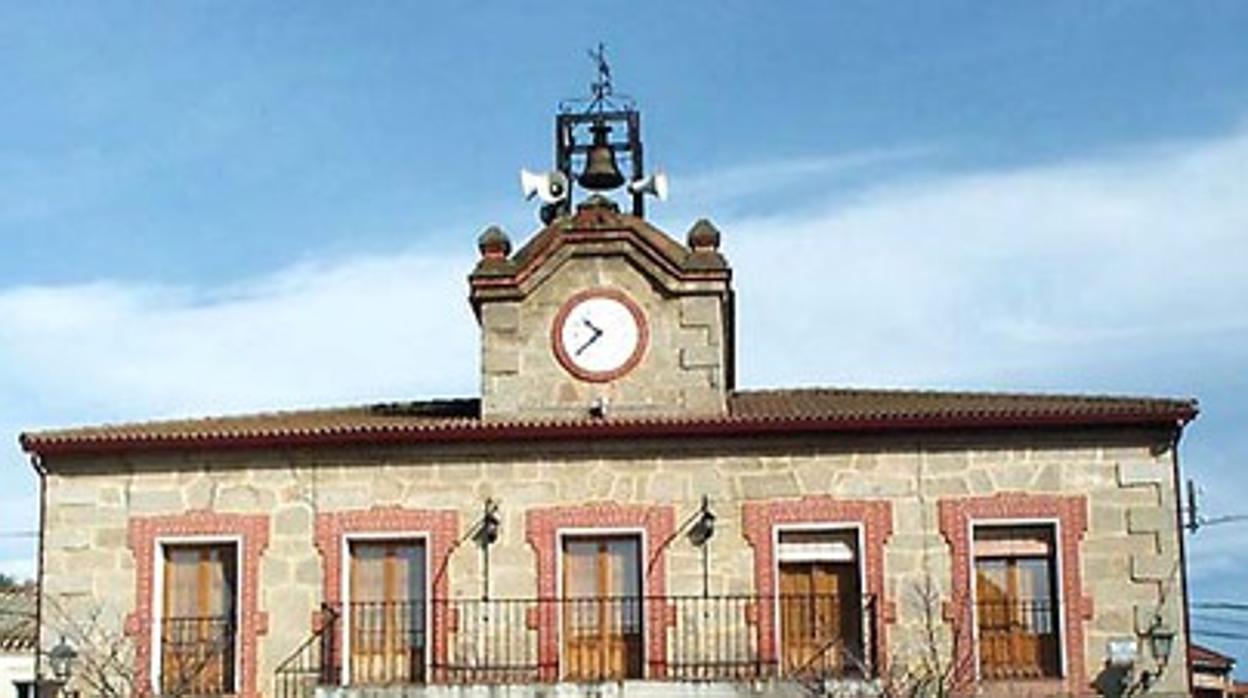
xmin=40 ymin=426 xmax=1188 ymax=696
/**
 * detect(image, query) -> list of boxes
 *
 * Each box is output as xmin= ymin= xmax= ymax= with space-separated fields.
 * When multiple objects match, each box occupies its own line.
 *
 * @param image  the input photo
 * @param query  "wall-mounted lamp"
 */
xmin=477 ymin=498 xmax=501 ymax=546
xmin=688 ymin=495 xmax=716 ymax=547
xmin=1148 ymin=622 xmax=1175 ymax=668
xmin=476 ymin=498 xmax=501 ymax=601
xmin=48 ymin=636 xmax=77 ymax=685
xmin=1126 ymin=617 xmax=1177 ymax=694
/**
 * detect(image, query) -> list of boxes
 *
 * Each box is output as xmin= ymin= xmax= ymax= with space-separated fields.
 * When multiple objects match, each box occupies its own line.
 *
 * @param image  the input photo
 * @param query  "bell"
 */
xmin=577 ymin=122 xmax=625 ymax=191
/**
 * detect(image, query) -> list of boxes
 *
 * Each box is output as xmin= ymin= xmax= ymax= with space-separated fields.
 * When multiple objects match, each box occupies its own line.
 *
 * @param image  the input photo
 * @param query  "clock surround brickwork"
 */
xmin=550 ymin=287 xmax=651 ymax=383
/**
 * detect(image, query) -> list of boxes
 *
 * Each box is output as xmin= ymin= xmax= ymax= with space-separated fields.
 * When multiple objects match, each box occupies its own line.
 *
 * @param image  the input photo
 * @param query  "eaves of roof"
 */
xmin=19 ymin=388 xmax=1198 ymax=459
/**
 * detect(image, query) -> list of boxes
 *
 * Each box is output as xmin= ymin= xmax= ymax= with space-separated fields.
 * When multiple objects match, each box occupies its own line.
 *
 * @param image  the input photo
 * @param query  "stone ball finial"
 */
xmin=687 ymin=219 xmax=722 ymax=252
xmin=477 ymin=226 xmax=512 ymax=260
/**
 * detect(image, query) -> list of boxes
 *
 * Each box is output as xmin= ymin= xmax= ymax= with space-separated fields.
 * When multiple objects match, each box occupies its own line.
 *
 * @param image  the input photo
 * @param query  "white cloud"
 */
xmin=672 ymin=145 xmax=936 ymax=213
xmin=727 ymin=129 xmax=1248 ymax=390
xmin=0 ymin=251 xmax=480 ymax=424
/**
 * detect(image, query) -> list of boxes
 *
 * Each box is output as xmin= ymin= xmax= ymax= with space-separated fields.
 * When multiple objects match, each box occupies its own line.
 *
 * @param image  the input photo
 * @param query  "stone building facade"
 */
xmin=22 ymin=196 xmax=1197 ymax=698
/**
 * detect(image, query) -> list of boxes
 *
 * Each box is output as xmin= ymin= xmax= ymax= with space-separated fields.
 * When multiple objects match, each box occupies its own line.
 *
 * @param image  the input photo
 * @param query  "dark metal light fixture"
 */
xmin=1148 ymin=622 xmax=1175 ymax=667
xmin=48 ymin=636 xmax=76 ymax=683
xmin=478 ymin=498 xmax=501 ymax=546
xmin=688 ymin=495 xmax=716 ymax=546
xmin=476 ymin=498 xmax=502 ymax=601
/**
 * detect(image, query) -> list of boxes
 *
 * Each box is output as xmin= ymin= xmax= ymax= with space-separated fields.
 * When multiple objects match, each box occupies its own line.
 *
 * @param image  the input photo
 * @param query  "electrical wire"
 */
xmin=1190 ymin=613 xmax=1248 ymax=630
xmin=1192 ymin=601 xmax=1248 ymax=612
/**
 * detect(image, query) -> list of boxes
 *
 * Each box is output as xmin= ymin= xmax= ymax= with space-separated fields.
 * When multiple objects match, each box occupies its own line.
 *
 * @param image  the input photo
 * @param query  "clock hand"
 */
xmin=574 ymin=319 xmax=605 ymax=356
xmin=574 ymin=329 xmax=603 ymax=356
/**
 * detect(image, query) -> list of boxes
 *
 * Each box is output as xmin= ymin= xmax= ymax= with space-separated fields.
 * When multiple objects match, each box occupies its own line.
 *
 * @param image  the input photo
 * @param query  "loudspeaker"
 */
xmin=627 ymin=171 xmax=669 ymax=201
xmin=520 ymin=169 xmax=570 ymax=204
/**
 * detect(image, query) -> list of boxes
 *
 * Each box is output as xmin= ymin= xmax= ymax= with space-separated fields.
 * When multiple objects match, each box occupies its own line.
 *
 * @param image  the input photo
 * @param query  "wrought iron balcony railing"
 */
xmin=160 ymin=615 xmax=236 ymax=696
xmin=974 ymin=598 xmax=1061 ymax=680
xmin=276 ymin=593 xmax=878 ymax=698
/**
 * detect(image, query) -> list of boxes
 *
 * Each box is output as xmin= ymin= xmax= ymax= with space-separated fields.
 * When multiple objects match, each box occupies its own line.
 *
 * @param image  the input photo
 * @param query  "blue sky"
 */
xmin=3 ymin=0 xmax=1247 ymax=670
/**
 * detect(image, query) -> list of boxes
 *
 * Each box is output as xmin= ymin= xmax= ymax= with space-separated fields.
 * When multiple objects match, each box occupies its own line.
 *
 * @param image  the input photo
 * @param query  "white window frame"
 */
xmin=339 ymin=531 xmax=432 ymax=687
xmin=151 ymin=535 xmax=243 ymax=696
xmin=770 ymin=522 xmax=866 ymax=676
xmin=555 ymin=527 xmax=649 ymax=678
xmin=967 ymin=518 xmax=1066 ymax=681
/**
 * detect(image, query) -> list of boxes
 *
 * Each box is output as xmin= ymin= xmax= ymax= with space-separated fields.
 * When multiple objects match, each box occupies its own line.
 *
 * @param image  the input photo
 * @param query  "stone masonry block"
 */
xmin=128 ymin=488 xmax=184 ymax=513
xmin=680 ymin=345 xmax=719 ymax=369
xmin=679 ymin=296 xmax=718 ymax=327
xmin=45 ymin=574 xmax=92 ymax=596
xmin=1117 ymin=461 xmax=1168 ymax=487
xmin=50 ymin=481 xmax=96 ymax=506
xmin=1091 ymin=503 xmax=1125 ymax=534
xmin=1127 ymin=507 xmax=1169 ymax=534
xmin=483 ymin=303 xmax=520 ymax=332
xmin=483 ymin=346 xmax=519 ymax=374
xmin=1131 ymin=554 xmax=1172 ymax=582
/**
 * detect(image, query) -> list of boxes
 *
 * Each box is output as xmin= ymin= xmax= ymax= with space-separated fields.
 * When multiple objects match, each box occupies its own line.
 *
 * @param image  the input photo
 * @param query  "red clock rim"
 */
xmin=550 ymin=287 xmax=649 ymax=383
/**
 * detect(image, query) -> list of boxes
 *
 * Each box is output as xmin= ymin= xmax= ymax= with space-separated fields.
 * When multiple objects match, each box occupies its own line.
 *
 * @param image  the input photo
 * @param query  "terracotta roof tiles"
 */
xmin=19 ymin=387 xmax=1196 ymax=457
xmin=0 ymin=589 xmax=36 ymax=653
xmin=1192 ymin=642 xmax=1237 ymax=670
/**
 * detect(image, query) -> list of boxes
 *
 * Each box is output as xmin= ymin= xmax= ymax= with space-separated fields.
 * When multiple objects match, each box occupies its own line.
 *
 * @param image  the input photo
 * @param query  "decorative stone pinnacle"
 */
xmin=687 ymin=219 xmax=722 ymax=252
xmin=477 ymin=226 xmax=512 ymax=260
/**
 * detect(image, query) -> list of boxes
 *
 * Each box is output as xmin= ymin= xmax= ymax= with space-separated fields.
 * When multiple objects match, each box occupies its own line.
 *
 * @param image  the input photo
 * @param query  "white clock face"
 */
xmin=555 ymin=292 xmax=646 ymax=380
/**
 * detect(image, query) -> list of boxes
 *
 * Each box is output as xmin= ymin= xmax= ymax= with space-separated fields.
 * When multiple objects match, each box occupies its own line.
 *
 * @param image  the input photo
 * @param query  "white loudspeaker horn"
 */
xmin=520 ymin=169 xmax=570 ymax=204
xmin=628 ymin=171 xmax=669 ymax=201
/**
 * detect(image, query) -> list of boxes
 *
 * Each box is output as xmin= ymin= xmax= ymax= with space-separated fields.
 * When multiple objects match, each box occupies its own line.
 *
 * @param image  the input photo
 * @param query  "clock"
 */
xmin=552 ymin=288 xmax=648 ymax=382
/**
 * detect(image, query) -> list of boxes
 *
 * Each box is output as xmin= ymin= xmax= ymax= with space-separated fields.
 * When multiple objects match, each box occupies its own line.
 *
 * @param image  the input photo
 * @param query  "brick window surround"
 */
xmin=525 ymin=503 xmax=676 ymax=681
xmin=938 ymin=493 xmax=1090 ymax=694
xmin=126 ymin=510 xmax=270 ymax=698
xmin=313 ymin=507 xmax=459 ymax=673
xmin=741 ymin=497 xmax=895 ymax=672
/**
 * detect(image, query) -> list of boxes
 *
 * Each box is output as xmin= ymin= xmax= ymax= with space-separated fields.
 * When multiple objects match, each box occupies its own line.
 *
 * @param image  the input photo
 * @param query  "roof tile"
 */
xmin=19 ymin=387 xmax=1196 ymax=456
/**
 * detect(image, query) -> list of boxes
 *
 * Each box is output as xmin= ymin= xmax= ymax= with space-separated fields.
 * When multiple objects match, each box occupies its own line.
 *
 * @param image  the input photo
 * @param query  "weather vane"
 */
xmin=523 ymin=45 xmax=665 ymax=222
xmin=561 ymin=43 xmax=635 ymax=115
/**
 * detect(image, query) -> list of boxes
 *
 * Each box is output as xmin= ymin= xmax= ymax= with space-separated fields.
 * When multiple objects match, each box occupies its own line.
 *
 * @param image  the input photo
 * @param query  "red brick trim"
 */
xmin=525 ymin=503 xmax=676 ymax=680
xmin=313 ymin=507 xmax=459 ymax=672
xmin=937 ymin=493 xmax=1090 ymax=694
xmin=741 ymin=497 xmax=894 ymax=673
xmin=125 ymin=511 xmax=270 ymax=698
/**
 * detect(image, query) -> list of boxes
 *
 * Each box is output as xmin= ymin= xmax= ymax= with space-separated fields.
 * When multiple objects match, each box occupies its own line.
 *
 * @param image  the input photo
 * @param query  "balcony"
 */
xmin=276 ymin=594 xmax=879 ymax=698
xmin=160 ymin=615 xmax=237 ymax=696
xmin=975 ymin=598 xmax=1060 ymax=680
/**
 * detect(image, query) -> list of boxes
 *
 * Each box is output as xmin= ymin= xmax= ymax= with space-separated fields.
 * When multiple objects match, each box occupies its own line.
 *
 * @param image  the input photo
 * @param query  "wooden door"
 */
xmin=779 ymin=562 xmax=860 ymax=676
xmin=161 ymin=544 xmax=236 ymax=695
xmin=348 ymin=540 xmax=426 ymax=684
xmin=562 ymin=536 xmax=643 ymax=680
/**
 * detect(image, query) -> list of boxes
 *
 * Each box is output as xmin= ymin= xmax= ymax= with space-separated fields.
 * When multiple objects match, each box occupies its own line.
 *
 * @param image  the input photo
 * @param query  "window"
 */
xmin=561 ymin=535 xmax=643 ymax=680
xmin=160 ymin=543 xmax=237 ymax=696
xmin=776 ymin=529 xmax=864 ymax=677
xmin=973 ymin=525 xmax=1061 ymax=680
xmin=347 ymin=539 xmax=427 ymax=685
